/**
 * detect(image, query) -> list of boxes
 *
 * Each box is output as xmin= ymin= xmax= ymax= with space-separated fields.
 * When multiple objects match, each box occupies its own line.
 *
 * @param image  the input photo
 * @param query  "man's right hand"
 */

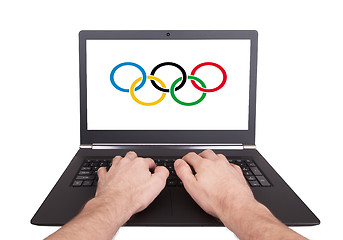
xmin=174 ymin=149 xmax=256 ymax=220
xmin=174 ymin=149 xmax=308 ymax=240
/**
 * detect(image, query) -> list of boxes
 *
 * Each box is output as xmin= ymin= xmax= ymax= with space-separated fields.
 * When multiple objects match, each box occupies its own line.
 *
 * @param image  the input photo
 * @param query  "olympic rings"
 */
xmin=110 ymin=62 xmax=147 ymax=92
xmin=150 ymin=62 xmax=187 ymax=92
xmin=170 ymin=76 xmax=207 ymax=106
xmin=109 ymin=61 xmax=227 ymax=106
xmin=190 ymin=62 xmax=227 ymax=93
xmin=130 ymin=76 xmax=167 ymax=106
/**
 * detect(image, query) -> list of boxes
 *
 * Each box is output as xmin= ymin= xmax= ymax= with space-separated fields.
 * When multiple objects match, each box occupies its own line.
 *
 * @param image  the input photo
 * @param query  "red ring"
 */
xmin=190 ymin=62 xmax=227 ymax=93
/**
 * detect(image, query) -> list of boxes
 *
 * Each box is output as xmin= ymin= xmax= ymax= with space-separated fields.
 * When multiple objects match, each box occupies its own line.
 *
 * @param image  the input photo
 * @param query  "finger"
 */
xmin=229 ymin=163 xmax=238 ymax=168
xmin=111 ymin=155 xmax=123 ymax=166
xmin=174 ymin=159 xmax=196 ymax=187
xmin=199 ymin=149 xmax=217 ymax=160
xmin=182 ymin=152 xmax=202 ymax=170
xmin=149 ymin=166 xmax=169 ymax=194
xmin=144 ymin=157 xmax=156 ymax=171
xmin=217 ymin=153 xmax=228 ymax=160
xmin=230 ymin=163 xmax=243 ymax=174
xmin=152 ymin=166 xmax=169 ymax=183
xmin=136 ymin=166 xmax=169 ymax=213
xmin=124 ymin=151 xmax=138 ymax=160
xmin=97 ymin=167 xmax=107 ymax=180
xmin=232 ymin=164 xmax=243 ymax=174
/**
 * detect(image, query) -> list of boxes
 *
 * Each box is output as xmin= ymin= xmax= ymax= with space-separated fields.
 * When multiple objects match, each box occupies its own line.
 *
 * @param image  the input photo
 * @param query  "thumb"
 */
xmin=97 ymin=167 xmax=107 ymax=181
xmin=174 ymin=159 xmax=196 ymax=187
xmin=142 ymin=166 xmax=169 ymax=206
xmin=151 ymin=166 xmax=169 ymax=187
xmin=95 ymin=167 xmax=107 ymax=197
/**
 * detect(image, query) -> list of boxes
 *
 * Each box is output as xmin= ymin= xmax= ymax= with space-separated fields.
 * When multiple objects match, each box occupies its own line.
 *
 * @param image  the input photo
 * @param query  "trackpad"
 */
xmin=126 ymin=188 xmax=172 ymax=224
xmin=170 ymin=188 xmax=219 ymax=224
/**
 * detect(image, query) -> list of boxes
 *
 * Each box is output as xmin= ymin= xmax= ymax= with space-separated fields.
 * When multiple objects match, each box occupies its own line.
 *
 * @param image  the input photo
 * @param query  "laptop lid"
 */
xmin=79 ymin=30 xmax=257 ymax=145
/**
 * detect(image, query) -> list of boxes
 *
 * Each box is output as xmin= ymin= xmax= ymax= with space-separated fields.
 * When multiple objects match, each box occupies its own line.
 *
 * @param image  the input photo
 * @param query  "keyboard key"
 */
xmin=168 ymin=174 xmax=178 ymax=179
xmin=256 ymin=176 xmax=271 ymax=187
xmin=90 ymin=162 xmax=99 ymax=167
xmin=76 ymin=175 xmax=95 ymax=180
xmin=250 ymin=167 xmax=262 ymax=176
xmin=242 ymin=167 xmax=249 ymax=171
xmin=243 ymin=171 xmax=253 ymax=176
xmin=73 ymin=157 xmax=271 ymax=189
xmin=83 ymin=180 xmax=93 ymax=186
xmin=167 ymin=180 xmax=177 ymax=186
xmin=245 ymin=176 xmax=256 ymax=181
xmin=166 ymin=161 xmax=174 ymax=166
xmin=81 ymin=167 xmax=91 ymax=171
xmin=249 ymin=181 xmax=260 ymax=187
xmin=72 ymin=180 xmax=83 ymax=187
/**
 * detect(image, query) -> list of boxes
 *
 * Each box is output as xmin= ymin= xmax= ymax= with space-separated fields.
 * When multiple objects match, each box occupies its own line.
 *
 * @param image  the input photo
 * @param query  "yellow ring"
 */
xmin=130 ymin=76 xmax=167 ymax=106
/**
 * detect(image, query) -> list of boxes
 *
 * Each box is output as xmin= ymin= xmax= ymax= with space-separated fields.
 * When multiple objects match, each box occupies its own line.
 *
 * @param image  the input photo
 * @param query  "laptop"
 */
xmin=31 ymin=30 xmax=319 ymax=226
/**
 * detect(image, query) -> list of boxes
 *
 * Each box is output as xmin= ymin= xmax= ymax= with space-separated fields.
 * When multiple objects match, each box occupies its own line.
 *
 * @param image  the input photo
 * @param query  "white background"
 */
xmin=0 ymin=0 xmax=342 ymax=239
xmin=87 ymin=40 xmax=250 ymax=130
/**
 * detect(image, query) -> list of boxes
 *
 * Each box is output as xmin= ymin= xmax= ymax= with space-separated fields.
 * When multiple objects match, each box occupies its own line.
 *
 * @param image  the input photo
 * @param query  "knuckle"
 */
xmin=203 ymin=149 xmax=212 ymax=154
xmin=234 ymin=165 xmax=242 ymax=171
xmin=146 ymin=157 xmax=155 ymax=163
xmin=126 ymin=151 xmax=137 ymax=157
xmin=187 ymin=152 xmax=197 ymax=157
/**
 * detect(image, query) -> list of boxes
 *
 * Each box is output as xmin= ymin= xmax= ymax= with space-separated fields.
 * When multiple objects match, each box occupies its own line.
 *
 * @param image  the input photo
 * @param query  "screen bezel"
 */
xmin=79 ymin=30 xmax=258 ymax=144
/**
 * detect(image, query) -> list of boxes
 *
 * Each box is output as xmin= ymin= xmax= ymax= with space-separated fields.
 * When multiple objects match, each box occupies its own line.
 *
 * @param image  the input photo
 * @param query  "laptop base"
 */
xmin=31 ymin=148 xmax=319 ymax=226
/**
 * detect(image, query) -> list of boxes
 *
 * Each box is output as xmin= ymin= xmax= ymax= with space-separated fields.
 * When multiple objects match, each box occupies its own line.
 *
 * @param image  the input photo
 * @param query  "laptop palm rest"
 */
xmin=126 ymin=187 xmax=218 ymax=226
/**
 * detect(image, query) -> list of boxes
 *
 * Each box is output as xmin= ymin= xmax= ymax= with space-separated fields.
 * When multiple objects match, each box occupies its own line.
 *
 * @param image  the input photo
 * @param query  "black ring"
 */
xmin=150 ymin=62 xmax=187 ymax=92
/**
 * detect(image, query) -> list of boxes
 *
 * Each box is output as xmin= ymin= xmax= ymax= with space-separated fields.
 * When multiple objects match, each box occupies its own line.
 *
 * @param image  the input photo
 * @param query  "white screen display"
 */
xmin=86 ymin=40 xmax=250 ymax=130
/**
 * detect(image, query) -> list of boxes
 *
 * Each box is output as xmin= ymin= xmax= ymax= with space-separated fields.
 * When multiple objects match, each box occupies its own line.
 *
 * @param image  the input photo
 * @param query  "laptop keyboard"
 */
xmin=71 ymin=157 xmax=271 ymax=187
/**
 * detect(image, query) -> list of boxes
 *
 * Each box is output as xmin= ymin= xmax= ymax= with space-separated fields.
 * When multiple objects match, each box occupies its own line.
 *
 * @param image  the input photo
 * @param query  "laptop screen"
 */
xmin=86 ymin=39 xmax=250 ymax=131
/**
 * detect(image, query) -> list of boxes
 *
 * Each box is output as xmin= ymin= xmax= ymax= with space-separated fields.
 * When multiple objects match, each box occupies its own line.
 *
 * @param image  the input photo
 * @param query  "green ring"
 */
xmin=170 ymin=76 xmax=207 ymax=106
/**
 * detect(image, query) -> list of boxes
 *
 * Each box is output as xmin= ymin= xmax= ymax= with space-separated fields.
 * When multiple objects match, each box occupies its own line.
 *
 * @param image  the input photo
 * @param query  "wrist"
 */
xmin=218 ymin=199 xmax=301 ymax=240
xmin=218 ymin=198 xmax=272 ymax=229
xmin=83 ymin=195 xmax=133 ymax=227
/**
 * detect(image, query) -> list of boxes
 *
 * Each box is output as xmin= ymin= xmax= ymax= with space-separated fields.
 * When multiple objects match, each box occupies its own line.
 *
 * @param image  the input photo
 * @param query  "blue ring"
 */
xmin=110 ymin=62 xmax=147 ymax=92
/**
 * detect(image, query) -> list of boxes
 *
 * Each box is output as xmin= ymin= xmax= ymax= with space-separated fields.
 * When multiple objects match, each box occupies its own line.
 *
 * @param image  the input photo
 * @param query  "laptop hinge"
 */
xmin=243 ymin=144 xmax=256 ymax=149
xmin=86 ymin=143 xmax=246 ymax=150
xmin=80 ymin=144 xmax=92 ymax=149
